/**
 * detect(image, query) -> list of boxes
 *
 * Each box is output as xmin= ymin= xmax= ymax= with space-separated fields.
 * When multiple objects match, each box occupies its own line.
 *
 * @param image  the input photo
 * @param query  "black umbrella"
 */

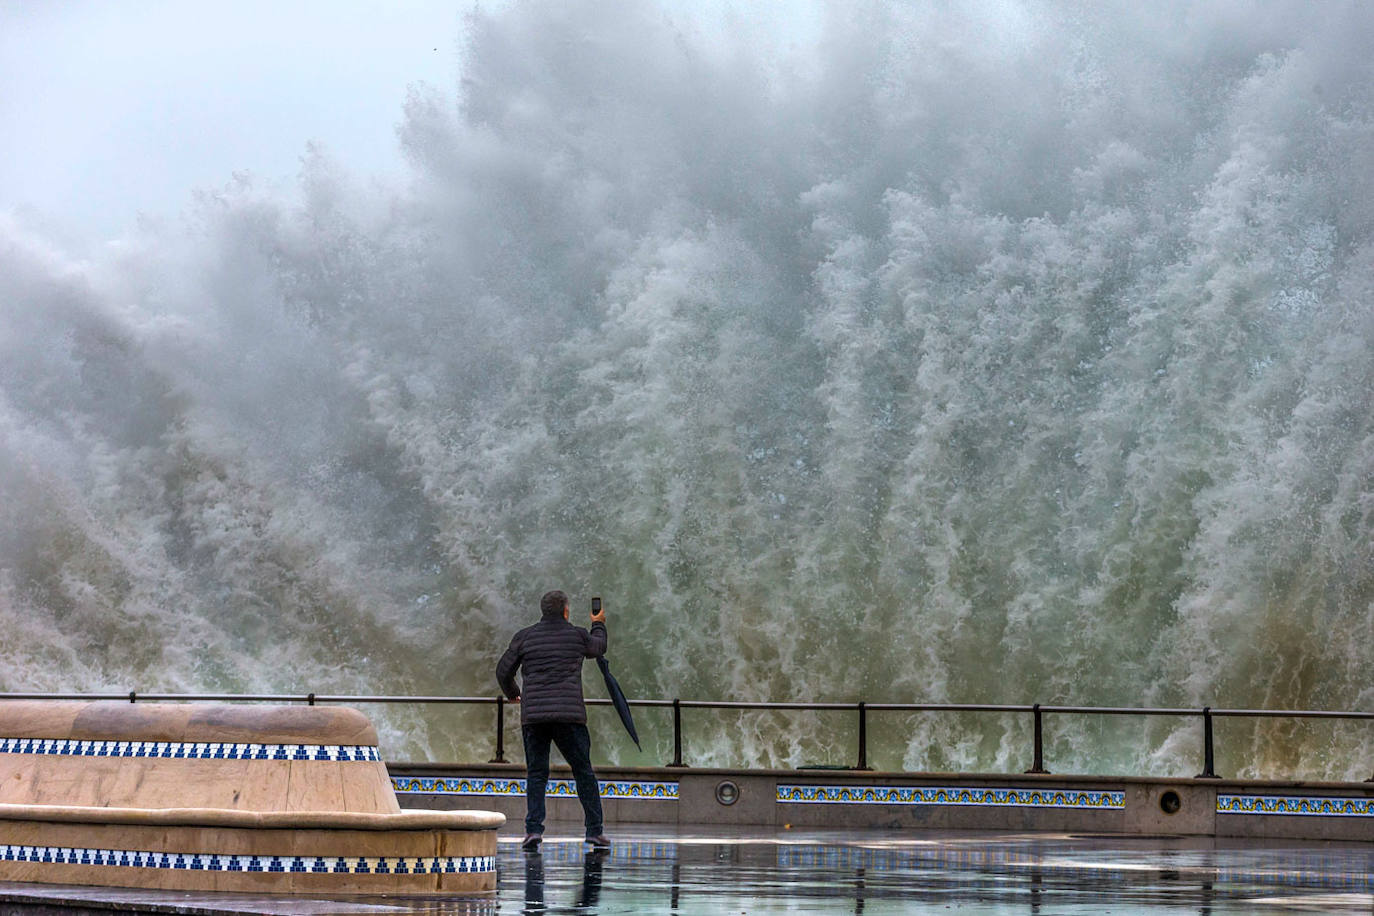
xmin=596 ymin=656 xmax=641 ymax=750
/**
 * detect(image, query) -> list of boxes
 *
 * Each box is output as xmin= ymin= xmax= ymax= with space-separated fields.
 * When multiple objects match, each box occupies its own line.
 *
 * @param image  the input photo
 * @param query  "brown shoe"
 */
xmin=585 ymin=834 xmax=610 ymax=850
xmin=521 ymin=833 xmax=542 ymax=851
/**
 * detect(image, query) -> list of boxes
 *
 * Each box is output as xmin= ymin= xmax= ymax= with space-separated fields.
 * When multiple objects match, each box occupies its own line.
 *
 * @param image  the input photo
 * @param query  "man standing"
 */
xmin=496 ymin=589 xmax=610 ymax=851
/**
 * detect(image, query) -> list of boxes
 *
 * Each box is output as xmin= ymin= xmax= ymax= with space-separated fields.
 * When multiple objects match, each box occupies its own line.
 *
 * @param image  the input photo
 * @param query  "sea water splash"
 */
xmin=1 ymin=1 xmax=1371 ymax=777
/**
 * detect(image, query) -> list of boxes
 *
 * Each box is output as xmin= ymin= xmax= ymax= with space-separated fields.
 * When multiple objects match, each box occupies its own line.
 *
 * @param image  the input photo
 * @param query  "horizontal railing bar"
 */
xmin=1210 ymin=708 xmax=1374 ymax=720
xmin=668 ymin=700 xmax=866 ymax=711
xmin=3 ymin=692 xmax=1370 ymax=721
xmin=1033 ymin=706 xmax=1374 ymax=720
xmin=0 ymin=694 xmax=134 ymax=702
xmin=300 ymin=696 xmax=501 ymax=705
xmin=1038 ymin=705 xmax=1203 ymax=716
xmin=0 ymin=693 xmax=502 ymax=705
xmin=864 ymin=703 xmax=1036 ymax=713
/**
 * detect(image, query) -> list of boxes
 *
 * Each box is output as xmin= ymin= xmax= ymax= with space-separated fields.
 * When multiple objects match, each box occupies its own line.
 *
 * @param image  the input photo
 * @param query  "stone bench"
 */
xmin=0 ymin=701 xmax=502 ymax=895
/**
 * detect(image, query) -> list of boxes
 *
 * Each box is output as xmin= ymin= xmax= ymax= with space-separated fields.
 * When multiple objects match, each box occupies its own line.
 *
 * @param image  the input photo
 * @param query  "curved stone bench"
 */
xmin=0 ymin=701 xmax=503 ymax=895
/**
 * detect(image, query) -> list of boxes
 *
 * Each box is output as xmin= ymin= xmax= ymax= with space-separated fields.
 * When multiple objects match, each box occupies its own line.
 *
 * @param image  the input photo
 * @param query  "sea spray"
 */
xmin=1 ymin=0 xmax=1371 ymax=777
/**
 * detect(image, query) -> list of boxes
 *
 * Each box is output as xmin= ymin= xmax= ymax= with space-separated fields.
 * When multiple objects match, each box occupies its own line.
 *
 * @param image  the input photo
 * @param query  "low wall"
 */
xmin=390 ymin=762 xmax=1374 ymax=842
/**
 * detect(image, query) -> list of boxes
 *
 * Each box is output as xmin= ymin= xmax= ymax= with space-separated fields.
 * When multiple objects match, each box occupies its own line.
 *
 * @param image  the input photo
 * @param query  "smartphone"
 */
xmin=592 ymin=597 xmax=602 ymax=613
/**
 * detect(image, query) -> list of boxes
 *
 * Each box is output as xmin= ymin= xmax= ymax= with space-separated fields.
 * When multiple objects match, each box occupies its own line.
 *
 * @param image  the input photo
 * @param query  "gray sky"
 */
xmin=0 ymin=0 xmax=466 ymax=246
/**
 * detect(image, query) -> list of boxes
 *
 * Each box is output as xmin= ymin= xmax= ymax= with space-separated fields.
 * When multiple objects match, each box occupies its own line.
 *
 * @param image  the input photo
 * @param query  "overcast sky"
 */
xmin=0 ymin=0 xmax=468 ymax=246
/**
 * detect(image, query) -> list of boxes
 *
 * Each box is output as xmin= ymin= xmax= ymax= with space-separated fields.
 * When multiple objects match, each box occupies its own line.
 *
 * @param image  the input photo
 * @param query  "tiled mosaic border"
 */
xmin=392 ymin=777 xmax=678 ymax=800
xmin=777 ymin=785 xmax=1125 ymax=810
xmin=0 ymin=844 xmax=494 ymax=875
xmin=0 ymin=738 xmax=379 ymax=762
xmin=1218 ymin=794 xmax=1374 ymax=818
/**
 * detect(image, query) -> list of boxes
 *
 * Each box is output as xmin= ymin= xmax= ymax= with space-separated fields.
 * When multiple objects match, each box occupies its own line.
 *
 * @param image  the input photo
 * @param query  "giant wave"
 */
xmin=1 ymin=0 xmax=1371 ymax=777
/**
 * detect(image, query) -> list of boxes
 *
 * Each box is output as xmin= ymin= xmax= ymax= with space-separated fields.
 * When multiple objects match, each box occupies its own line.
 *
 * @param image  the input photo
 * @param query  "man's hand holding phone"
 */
xmin=590 ymin=596 xmax=606 ymax=625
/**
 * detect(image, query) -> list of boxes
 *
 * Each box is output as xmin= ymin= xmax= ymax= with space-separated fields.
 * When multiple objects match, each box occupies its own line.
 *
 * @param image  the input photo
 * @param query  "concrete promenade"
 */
xmin=6 ymin=826 xmax=1374 ymax=913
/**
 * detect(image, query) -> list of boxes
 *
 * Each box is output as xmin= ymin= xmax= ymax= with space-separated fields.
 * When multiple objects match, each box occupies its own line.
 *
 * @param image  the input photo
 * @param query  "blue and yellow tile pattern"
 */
xmin=777 ymin=785 xmax=1125 ymax=810
xmin=1218 ymin=794 xmax=1374 ymax=817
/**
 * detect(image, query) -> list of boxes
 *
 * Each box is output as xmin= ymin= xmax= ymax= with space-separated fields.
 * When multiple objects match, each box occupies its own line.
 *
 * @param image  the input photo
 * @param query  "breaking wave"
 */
xmin=1 ymin=0 xmax=1371 ymax=777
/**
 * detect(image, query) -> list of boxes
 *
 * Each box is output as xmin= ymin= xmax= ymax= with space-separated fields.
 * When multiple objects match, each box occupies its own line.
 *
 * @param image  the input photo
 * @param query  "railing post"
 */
xmin=489 ymin=696 xmax=507 ymax=764
xmin=856 ymin=702 xmax=871 ymax=770
xmin=1024 ymin=703 xmax=1049 ymax=774
xmin=668 ymin=698 xmax=686 ymax=767
xmin=1196 ymin=706 xmax=1219 ymax=779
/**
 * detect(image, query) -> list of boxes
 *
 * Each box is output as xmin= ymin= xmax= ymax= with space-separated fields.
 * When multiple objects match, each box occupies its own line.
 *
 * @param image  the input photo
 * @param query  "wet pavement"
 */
xmin=5 ymin=826 xmax=1374 ymax=913
xmin=497 ymin=827 xmax=1374 ymax=914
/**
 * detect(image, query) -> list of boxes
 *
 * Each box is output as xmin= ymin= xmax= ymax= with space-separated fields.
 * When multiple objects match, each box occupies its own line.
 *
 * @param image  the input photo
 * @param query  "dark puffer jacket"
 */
xmin=496 ymin=613 xmax=608 ymax=725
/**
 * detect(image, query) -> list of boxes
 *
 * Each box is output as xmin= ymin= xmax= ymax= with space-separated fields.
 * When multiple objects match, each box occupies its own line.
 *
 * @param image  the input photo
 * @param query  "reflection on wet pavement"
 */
xmin=4 ymin=827 xmax=1374 ymax=913
xmin=502 ymin=826 xmax=1374 ymax=914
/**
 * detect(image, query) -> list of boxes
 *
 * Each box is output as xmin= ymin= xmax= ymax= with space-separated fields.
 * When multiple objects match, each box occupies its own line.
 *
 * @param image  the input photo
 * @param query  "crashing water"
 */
xmin=1 ymin=1 xmax=1371 ymax=778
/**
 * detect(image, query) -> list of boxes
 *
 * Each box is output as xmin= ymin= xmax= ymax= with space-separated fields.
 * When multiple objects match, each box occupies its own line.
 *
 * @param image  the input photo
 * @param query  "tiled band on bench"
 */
xmin=393 ymin=777 xmax=679 ymax=799
xmin=0 ymin=844 xmax=495 ymax=875
xmin=0 ymin=738 xmax=380 ymax=762
xmin=0 ymin=845 xmax=494 ymax=873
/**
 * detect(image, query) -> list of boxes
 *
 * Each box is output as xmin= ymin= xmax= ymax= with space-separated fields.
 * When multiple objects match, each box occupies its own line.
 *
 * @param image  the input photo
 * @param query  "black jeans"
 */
xmin=522 ymin=722 xmax=604 ymax=838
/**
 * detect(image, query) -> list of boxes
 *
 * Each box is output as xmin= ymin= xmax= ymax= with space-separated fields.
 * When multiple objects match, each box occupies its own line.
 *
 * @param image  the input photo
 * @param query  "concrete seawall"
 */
xmin=390 ymin=763 xmax=1374 ymax=842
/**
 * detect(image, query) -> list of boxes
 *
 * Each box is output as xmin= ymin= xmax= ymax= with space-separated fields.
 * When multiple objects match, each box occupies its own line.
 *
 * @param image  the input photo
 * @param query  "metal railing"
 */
xmin=3 ymin=691 xmax=1373 ymax=780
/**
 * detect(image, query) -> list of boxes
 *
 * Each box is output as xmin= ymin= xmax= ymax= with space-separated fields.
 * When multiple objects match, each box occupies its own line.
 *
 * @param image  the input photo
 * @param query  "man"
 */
xmin=496 ymin=589 xmax=610 ymax=851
